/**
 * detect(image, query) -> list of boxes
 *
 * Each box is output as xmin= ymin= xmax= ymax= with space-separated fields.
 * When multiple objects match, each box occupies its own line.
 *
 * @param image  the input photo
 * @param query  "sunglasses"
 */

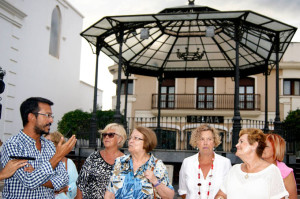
xmin=102 ymin=133 xmax=116 ymax=138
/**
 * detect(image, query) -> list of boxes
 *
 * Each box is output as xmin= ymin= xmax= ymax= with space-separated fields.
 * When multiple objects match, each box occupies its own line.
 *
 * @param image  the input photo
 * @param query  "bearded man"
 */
xmin=1 ymin=97 xmax=76 ymax=198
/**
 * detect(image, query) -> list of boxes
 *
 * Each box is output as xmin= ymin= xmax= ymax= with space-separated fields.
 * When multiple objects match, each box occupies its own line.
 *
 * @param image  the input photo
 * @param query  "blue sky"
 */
xmin=68 ymin=0 xmax=300 ymax=110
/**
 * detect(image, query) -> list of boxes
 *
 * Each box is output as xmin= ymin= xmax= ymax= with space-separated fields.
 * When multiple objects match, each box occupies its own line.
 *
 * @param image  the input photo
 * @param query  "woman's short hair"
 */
xmin=189 ymin=124 xmax=221 ymax=149
xmin=239 ymin=128 xmax=266 ymax=157
xmin=266 ymin=133 xmax=286 ymax=162
xmin=99 ymin=123 xmax=127 ymax=148
xmin=49 ymin=131 xmax=65 ymax=147
xmin=134 ymin=126 xmax=157 ymax=153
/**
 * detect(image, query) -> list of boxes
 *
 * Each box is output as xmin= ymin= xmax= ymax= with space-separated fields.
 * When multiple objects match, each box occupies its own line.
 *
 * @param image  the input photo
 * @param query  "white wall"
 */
xmin=0 ymin=0 xmax=102 ymax=142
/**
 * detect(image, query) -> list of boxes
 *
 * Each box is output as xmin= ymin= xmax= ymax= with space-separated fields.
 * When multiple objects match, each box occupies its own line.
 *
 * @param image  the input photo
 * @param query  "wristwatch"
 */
xmin=153 ymin=179 xmax=161 ymax=187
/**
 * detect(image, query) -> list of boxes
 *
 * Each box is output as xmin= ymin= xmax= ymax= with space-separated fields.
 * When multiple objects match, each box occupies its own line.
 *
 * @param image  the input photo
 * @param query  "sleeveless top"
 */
xmin=277 ymin=160 xmax=293 ymax=179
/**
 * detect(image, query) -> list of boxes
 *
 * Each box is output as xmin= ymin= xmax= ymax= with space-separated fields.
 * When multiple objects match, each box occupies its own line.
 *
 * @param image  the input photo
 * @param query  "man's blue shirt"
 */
xmin=1 ymin=130 xmax=68 ymax=199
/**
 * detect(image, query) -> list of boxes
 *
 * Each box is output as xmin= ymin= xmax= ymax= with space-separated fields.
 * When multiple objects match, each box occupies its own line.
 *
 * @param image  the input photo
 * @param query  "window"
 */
xmin=49 ymin=6 xmax=61 ymax=58
xmin=239 ymin=78 xmax=255 ymax=110
xmin=120 ymin=80 xmax=133 ymax=95
xmin=161 ymin=79 xmax=175 ymax=109
xmin=284 ymin=79 xmax=300 ymax=95
xmin=197 ymin=78 xmax=214 ymax=109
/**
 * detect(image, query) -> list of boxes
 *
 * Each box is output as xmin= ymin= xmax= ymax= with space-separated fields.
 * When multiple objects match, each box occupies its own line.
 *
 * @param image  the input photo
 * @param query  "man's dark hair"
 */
xmin=20 ymin=97 xmax=54 ymax=127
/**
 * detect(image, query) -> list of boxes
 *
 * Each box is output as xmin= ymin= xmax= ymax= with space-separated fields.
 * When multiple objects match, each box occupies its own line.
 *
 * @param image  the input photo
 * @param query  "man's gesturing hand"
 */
xmin=50 ymin=135 xmax=77 ymax=170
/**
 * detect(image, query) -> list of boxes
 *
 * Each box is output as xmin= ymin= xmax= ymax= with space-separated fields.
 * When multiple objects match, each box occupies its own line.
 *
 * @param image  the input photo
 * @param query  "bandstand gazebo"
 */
xmin=80 ymin=0 xmax=297 ymax=151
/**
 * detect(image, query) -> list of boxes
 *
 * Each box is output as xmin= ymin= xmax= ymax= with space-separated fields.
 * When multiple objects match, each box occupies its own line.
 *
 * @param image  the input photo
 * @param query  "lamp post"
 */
xmin=274 ymin=33 xmax=282 ymax=133
xmin=89 ymin=45 xmax=100 ymax=148
xmin=231 ymin=21 xmax=242 ymax=153
xmin=114 ymin=27 xmax=124 ymax=124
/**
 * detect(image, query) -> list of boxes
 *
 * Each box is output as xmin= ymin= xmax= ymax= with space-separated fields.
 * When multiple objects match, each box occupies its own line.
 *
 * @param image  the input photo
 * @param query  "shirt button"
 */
xmin=130 ymin=189 xmax=133 ymax=191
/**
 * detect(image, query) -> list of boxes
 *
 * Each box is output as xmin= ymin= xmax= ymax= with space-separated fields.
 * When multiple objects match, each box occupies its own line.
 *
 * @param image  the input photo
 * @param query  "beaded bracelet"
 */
xmin=153 ymin=179 xmax=161 ymax=187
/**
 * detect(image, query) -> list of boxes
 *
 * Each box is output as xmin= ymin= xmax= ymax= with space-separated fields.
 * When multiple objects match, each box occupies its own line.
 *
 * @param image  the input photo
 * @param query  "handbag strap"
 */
xmin=152 ymin=159 xmax=158 ymax=199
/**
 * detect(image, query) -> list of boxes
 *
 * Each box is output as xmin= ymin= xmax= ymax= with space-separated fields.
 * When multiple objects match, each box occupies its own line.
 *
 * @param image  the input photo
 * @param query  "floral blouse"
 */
xmin=107 ymin=154 xmax=174 ymax=199
xmin=76 ymin=151 xmax=113 ymax=199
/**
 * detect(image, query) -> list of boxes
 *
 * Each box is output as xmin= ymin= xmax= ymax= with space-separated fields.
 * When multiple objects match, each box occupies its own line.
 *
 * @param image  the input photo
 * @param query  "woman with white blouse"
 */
xmin=215 ymin=128 xmax=289 ymax=199
xmin=178 ymin=124 xmax=232 ymax=199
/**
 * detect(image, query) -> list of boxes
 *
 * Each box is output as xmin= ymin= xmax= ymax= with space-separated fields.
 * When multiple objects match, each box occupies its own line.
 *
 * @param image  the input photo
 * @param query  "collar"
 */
xmin=19 ymin=130 xmax=46 ymax=145
xmin=121 ymin=153 xmax=158 ymax=169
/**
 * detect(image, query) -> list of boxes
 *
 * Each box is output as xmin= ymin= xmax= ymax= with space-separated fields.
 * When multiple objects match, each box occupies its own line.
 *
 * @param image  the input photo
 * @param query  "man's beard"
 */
xmin=34 ymin=123 xmax=51 ymax=135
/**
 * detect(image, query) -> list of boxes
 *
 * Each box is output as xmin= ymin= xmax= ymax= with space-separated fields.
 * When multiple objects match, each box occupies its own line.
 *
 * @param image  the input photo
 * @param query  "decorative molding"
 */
xmin=0 ymin=0 xmax=26 ymax=28
xmin=56 ymin=0 xmax=68 ymax=9
xmin=280 ymin=62 xmax=300 ymax=69
xmin=0 ymin=0 xmax=27 ymax=19
xmin=4 ymin=120 xmax=13 ymax=123
xmin=0 ymin=12 xmax=22 ymax=28
xmin=8 ymin=71 xmax=16 ymax=75
xmin=59 ymin=0 xmax=84 ymax=18
xmin=7 ymin=82 xmax=16 ymax=87
xmin=9 ymin=59 xmax=17 ymax=63
xmin=10 ymin=47 xmax=18 ymax=51
xmin=12 ymin=35 xmax=19 ymax=40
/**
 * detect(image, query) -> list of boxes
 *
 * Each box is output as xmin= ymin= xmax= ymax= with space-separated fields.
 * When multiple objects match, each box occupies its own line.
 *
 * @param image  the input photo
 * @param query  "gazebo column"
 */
xmin=231 ymin=21 xmax=242 ymax=152
xmin=123 ymin=71 xmax=129 ymax=132
xmin=89 ymin=43 xmax=101 ymax=148
xmin=156 ymin=75 xmax=163 ymax=133
xmin=274 ymin=33 xmax=282 ymax=133
xmin=114 ymin=26 xmax=124 ymax=124
xmin=264 ymin=63 xmax=269 ymax=133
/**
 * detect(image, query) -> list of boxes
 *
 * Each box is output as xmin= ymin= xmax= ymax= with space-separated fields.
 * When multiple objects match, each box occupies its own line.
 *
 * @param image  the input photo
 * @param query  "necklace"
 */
xmin=198 ymin=154 xmax=214 ymax=199
xmin=243 ymin=160 xmax=262 ymax=179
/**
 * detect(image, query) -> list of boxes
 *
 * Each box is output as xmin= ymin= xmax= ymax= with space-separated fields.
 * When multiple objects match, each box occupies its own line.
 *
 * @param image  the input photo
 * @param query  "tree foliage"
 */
xmin=57 ymin=109 xmax=91 ymax=137
xmin=57 ymin=109 xmax=118 ymax=138
xmin=282 ymin=109 xmax=300 ymax=140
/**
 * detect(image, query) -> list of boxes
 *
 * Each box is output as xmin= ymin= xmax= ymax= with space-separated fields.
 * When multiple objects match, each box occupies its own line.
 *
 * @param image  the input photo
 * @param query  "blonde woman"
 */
xmin=76 ymin=123 xmax=127 ymax=199
xmin=179 ymin=124 xmax=231 ymax=199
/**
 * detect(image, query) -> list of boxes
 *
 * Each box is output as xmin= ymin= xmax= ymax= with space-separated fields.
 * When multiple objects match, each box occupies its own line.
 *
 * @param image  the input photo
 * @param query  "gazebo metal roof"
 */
xmin=81 ymin=3 xmax=297 ymax=78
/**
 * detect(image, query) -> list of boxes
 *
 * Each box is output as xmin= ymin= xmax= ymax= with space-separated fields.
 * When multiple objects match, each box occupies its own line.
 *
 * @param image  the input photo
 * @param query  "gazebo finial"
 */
xmin=188 ymin=0 xmax=195 ymax=6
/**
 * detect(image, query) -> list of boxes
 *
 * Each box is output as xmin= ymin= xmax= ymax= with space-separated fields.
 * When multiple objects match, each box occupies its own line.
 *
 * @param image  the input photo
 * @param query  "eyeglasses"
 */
xmin=102 ymin=133 xmax=117 ymax=138
xmin=127 ymin=136 xmax=144 ymax=141
xmin=34 ymin=112 xmax=54 ymax=119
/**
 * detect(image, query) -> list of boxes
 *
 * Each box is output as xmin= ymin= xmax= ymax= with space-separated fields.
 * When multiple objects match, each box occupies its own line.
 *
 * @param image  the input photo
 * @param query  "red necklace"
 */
xmin=198 ymin=154 xmax=214 ymax=199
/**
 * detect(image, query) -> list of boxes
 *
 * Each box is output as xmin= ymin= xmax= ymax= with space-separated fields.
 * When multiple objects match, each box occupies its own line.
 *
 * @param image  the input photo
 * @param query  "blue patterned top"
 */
xmin=1 ymin=130 xmax=69 ymax=199
xmin=107 ymin=154 xmax=174 ymax=199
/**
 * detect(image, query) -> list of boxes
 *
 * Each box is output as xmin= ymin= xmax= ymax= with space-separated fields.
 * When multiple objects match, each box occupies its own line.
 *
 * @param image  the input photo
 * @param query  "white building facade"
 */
xmin=0 ymin=0 xmax=102 ymax=141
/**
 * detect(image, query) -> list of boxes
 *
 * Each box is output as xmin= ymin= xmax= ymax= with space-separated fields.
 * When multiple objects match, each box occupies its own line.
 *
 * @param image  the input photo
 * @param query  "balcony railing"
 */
xmin=152 ymin=93 xmax=260 ymax=110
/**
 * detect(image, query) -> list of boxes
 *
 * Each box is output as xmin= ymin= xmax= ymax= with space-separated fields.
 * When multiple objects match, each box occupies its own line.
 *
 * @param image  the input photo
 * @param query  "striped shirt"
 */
xmin=1 ymin=130 xmax=68 ymax=199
